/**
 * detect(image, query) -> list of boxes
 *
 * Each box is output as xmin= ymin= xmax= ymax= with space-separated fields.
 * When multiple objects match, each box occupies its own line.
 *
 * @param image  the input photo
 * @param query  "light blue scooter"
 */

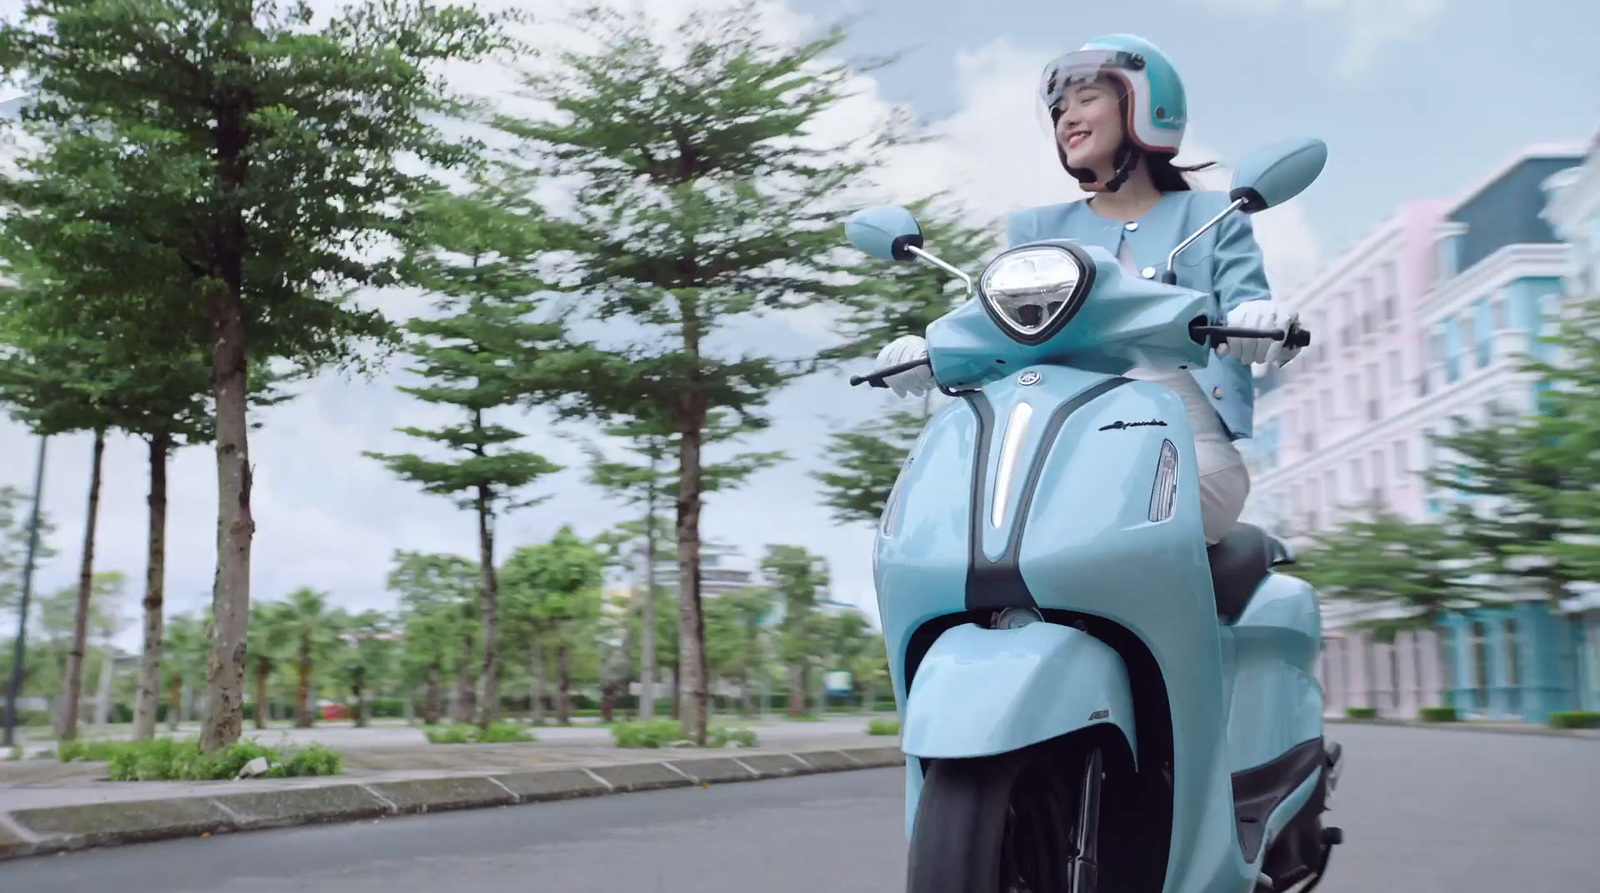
xmin=845 ymin=138 xmax=1344 ymax=893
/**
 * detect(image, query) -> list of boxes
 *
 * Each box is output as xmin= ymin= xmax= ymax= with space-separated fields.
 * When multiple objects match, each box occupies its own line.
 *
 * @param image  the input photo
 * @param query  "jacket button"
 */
xmin=1125 ymin=221 xmax=1139 ymax=232
xmin=1141 ymin=267 xmax=1155 ymax=279
xmin=1212 ymin=387 xmax=1224 ymax=399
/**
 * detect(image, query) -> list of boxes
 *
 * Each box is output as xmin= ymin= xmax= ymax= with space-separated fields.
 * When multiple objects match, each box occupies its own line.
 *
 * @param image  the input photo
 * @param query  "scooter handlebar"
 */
xmin=850 ymin=357 xmax=932 ymax=388
xmin=1189 ymin=322 xmax=1311 ymax=349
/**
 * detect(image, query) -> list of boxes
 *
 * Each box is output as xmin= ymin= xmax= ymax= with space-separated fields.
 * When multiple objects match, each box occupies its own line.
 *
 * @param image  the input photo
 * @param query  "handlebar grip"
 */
xmin=1284 ymin=326 xmax=1310 ymax=348
xmin=850 ymin=357 xmax=931 ymax=388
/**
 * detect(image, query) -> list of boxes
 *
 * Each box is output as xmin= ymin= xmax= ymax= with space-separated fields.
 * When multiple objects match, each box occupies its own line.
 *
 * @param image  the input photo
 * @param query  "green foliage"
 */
xmin=1294 ymin=506 xmax=1488 ymax=627
xmin=55 ymin=738 xmax=123 ymax=763
xmin=1418 ymin=707 xmax=1458 ymax=723
xmin=611 ymin=719 xmax=758 ymax=749
xmin=762 ymin=545 xmax=829 ymax=665
xmin=1345 ymin=707 xmax=1378 ymax=720
xmin=424 ymin=721 xmax=534 ymax=744
xmin=0 ymin=483 xmax=56 ymax=615
xmin=1548 ymin=710 xmax=1600 ymax=730
xmin=815 ymin=409 xmax=928 ymax=526
xmin=102 ymin=737 xmax=343 ymax=781
xmin=867 ymin=718 xmax=900 ymax=736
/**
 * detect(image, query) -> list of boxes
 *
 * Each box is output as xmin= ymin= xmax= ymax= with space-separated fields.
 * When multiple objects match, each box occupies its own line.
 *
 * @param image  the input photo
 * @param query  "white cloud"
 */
xmin=1195 ymin=0 xmax=1447 ymax=80
xmin=0 ymin=0 xmax=1325 ymax=649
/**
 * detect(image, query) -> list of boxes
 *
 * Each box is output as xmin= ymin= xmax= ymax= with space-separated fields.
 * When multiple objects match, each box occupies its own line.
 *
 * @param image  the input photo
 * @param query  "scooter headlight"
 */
xmin=978 ymin=243 xmax=1095 ymax=345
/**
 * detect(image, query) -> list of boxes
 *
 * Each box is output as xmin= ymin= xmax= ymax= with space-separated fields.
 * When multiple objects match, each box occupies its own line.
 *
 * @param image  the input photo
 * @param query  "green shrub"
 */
xmin=101 ymin=737 xmax=343 ymax=781
xmin=1344 ymin=707 xmax=1377 ymax=720
xmin=1549 ymin=710 xmax=1600 ymax=730
xmin=56 ymin=739 xmax=125 ymax=763
xmin=708 ymin=726 xmax=759 ymax=748
xmin=1418 ymin=706 xmax=1458 ymax=723
xmin=612 ymin=719 xmax=685 ymax=749
xmin=424 ymin=722 xmax=535 ymax=744
xmin=868 ymin=718 xmax=901 ymax=736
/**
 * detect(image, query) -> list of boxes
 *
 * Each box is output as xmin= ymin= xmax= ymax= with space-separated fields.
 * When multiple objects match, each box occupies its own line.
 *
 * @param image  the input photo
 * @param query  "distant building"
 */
xmin=1242 ymin=142 xmax=1599 ymax=722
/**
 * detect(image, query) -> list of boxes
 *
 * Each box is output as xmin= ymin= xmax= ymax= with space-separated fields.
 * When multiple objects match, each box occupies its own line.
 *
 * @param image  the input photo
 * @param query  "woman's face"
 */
xmin=1054 ymin=78 xmax=1124 ymax=173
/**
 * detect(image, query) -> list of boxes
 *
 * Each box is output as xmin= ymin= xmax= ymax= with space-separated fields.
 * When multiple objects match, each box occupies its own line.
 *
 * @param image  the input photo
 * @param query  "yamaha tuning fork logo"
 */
xmin=1018 ymin=370 xmax=1041 ymax=386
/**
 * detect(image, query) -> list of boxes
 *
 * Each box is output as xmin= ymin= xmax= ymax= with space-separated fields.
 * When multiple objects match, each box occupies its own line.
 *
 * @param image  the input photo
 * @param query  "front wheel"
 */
xmin=906 ymin=741 xmax=1106 ymax=893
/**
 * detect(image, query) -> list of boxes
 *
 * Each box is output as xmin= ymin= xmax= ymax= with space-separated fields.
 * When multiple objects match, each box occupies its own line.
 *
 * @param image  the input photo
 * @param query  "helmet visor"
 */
xmin=1038 ymin=48 xmax=1145 ymax=113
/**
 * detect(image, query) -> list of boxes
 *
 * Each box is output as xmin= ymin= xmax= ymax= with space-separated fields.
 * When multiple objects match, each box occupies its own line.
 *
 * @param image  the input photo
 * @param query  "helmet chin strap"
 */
xmin=1070 ymin=140 xmax=1141 ymax=193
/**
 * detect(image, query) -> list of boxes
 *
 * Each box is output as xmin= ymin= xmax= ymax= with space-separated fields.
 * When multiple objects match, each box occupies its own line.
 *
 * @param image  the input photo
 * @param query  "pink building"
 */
xmin=1239 ymin=144 xmax=1590 ymax=719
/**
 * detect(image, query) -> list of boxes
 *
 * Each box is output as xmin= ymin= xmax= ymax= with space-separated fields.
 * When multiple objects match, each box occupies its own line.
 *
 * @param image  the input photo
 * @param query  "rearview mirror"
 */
xmin=1229 ymin=138 xmax=1327 ymax=213
xmin=845 ymin=206 xmax=924 ymax=262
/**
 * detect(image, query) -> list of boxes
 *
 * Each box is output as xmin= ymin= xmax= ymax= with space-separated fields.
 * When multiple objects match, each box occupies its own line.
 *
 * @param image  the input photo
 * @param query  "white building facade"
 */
xmin=1241 ymin=144 xmax=1590 ymax=719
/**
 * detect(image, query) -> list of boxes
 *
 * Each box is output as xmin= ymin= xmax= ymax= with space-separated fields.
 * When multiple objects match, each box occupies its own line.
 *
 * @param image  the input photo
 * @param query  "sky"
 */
xmin=1 ymin=0 xmax=1597 ymax=649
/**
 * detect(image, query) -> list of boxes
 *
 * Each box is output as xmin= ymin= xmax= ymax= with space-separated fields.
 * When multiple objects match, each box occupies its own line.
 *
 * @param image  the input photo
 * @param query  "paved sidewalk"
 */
xmin=0 ymin=728 xmax=907 ymax=862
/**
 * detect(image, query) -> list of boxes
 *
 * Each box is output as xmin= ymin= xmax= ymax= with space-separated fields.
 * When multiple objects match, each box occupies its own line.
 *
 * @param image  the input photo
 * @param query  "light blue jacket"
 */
xmin=1004 ymin=190 xmax=1272 ymax=440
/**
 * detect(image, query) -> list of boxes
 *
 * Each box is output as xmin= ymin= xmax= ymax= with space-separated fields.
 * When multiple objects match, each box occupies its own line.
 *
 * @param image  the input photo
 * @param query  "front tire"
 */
xmin=906 ymin=741 xmax=1102 ymax=893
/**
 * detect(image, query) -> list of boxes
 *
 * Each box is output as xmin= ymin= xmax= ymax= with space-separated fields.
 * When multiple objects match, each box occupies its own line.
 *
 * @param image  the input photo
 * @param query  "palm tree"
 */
xmin=247 ymin=600 xmax=292 ymax=729
xmin=278 ymin=588 xmax=340 ymax=727
xmin=161 ymin=614 xmax=209 ymax=731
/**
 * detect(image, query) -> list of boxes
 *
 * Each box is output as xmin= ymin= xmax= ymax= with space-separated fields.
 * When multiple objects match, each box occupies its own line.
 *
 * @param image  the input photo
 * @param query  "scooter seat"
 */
xmin=1207 ymin=523 xmax=1290 ymax=623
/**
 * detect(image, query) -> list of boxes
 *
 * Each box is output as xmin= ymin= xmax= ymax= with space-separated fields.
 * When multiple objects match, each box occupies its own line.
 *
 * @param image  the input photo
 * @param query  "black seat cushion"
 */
xmin=1207 ymin=523 xmax=1275 ymax=623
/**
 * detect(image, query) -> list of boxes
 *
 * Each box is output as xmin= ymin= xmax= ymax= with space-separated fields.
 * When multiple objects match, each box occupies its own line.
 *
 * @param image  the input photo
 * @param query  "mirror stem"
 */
xmin=907 ymin=245 xmax=973 ymax=292
xmin=1164 ymin=197 xmax=1247 ymax=279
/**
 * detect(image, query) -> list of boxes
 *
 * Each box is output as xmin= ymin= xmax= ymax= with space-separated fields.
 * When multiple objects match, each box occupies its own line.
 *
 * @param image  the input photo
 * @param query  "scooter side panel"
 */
xmin=1011 ymin=380 xmax=1255 ymax=893
xmin=1225 ymin=573 xmax=1326 ymax=773
xmin=900 ymin=621 xmax=1137 ymax=760
xmin=1256 ymin=768 xmax=1322 ymax=863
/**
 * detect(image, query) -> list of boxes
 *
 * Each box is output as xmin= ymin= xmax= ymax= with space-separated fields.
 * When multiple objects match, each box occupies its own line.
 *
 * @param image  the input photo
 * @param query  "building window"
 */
xmin=1344 ymin=374 xmax=1360 ymax=414
xmin=1365 ymin=363 xmax=1380 ymax=420
xmin=1339 ymin=294 xmax=1354 ymax=348
xmin=1473 ymin=298 xmax=1492 ymax=368
xmin=1436 ymin=232 xmax=1462 ymax=282
xmin=1382 ymin=262 xmax=1399 ymax=320
xmin=1492 ymin=294 xmax=1508 ymax=329
xmin=1393 ymin=439 xmax=1408 ymax=476
xmin=1323 ymin=470 xmax=1338 ymax=516
xmin=1442 ymin=321 xmax=1460 ymax=383
xmin=1388 ymin=350 xmax=1403 ymax=388
xmin=1361 ymin=279 xmax=1375 ymax=335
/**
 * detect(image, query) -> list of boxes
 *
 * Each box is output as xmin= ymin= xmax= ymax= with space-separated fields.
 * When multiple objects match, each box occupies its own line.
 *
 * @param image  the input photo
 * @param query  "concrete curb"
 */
xmin=1324 ymin=716 xmax=1600 ymax=740
xmin=0 ymin=745 xmax=908 ymax=862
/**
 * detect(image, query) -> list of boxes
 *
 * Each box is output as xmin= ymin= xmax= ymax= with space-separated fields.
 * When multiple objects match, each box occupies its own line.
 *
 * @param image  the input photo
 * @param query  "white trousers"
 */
xmin=1124 ymin=367 xmax=1251 ymax=546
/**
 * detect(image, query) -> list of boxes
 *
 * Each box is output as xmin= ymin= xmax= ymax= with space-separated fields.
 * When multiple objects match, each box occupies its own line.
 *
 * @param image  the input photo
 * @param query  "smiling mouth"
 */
xmin=1066 ymin=131 xmax=1090 ymax=148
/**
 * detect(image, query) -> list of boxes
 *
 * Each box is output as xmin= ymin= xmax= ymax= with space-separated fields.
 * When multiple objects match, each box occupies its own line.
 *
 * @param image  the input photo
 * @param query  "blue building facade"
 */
xmin=1424 ymin=145 xmax=1598 ymax=722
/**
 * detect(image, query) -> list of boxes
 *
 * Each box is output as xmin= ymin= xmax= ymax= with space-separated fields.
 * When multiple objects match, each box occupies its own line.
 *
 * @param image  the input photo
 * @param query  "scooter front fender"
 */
xmin=902 ymin=621 xmax=1136 ymax=762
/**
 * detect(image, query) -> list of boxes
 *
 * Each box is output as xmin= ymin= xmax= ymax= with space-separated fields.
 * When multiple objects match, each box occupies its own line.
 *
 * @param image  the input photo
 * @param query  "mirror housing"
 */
xmin=846 ymin=206 xmax=924 ymax=262
xmin=1229 ymin=138 xmax=1327 ymax=213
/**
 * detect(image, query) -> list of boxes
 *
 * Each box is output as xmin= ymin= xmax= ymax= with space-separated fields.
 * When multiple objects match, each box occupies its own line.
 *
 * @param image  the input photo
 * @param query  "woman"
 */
xmin=875 ymin=33 xmax=1302 ymax=545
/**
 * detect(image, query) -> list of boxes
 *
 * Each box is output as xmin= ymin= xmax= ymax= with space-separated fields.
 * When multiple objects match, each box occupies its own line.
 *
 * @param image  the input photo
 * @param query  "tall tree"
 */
xmin=508 ymin=3 xmax=904 ymax=743
xmin=245 ymin=599 xmax=291 ymax=730
xmin=816 ymin=201 xmax=999 ymax=524
xmin=0 ymin=0 xmax=510 ymax=752
xmin=501 ymin=526 xmax=605 ymax=726
xmin=761 ymin=545 xmax=829 ymax=717
xmin=582 ymin=413 xmax=780 ymax=720
xmin=387 ymin=550 xmax=479 ymax=725
xmin=367 ymin=182 xmax=566 ymax=729
xmin=1288 ymin=505 xmax=1488 ymax=629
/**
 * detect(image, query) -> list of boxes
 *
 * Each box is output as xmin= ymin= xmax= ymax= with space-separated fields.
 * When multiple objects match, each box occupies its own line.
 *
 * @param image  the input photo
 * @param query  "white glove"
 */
xmin=874 ymin=335 xmax=936 ymax=397
xmin=1218 ymin=301 xmax=1302 ymax=367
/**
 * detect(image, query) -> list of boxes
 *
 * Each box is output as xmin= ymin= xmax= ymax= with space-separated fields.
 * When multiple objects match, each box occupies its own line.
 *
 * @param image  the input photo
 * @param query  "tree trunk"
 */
xmin=59 ymin=429 xmax=107 ymax=742
xmin=200 ymin=85 xmax=256 ymax=755
xmin=423 ymin=664 xmax=442 ymax=725
xmin=671 ymin=667 xmax=681 ymax=720
xmin=556 ymin=642 xmax=572 ymax=725
xmin=787 ymin=662 xmax=806 ymax=718
xmin=674 ymin=336 xmax=710 ymax=744
xmin=640 ymin=494 xmax=658 ymax=721
xmin=600 ymin=680 xmax=616 ymax=723
xmin=168 ymin=674 xmax=181 ymax=731
xmin=295 ymin=646 xmax=313 ymax=728
xmin=352 ymin=673 xmax=367 ymax=728
xmin=474 ymin=476 xmax=500 ymax=729
xmin=134 ymin=433 xmax=170 ymax=741
xmin=530 ymin=637 xmax=546 ymax=725
xmin=253 ymin=661 xmax=270 ymax=730
xmin=454 ymin=628 xmax=476 ymax=723
xmin=94 ymin=649 xmax=115 ymax=727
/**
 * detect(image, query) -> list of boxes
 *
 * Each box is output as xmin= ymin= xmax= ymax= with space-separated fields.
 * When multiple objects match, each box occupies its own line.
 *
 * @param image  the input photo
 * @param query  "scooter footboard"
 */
xmin=901 ymin=621 xmax=1137 ymax=763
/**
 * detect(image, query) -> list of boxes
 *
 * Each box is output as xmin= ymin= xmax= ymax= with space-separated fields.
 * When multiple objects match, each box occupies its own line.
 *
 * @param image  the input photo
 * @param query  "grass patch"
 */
xmin=867 ymin=718 xmax=901 ymax=736
xmin=1417 ymin=706 xmax=1458 ymax=723
xmin=1344 ymin=706 xmax=1378 ymax=720
xmin=92 ymin=737 xmax=343 ymax=781
xmin=611 ymin=719 xmax=759 ymax=749
xmin=1549 ymin=710 xmax=1600 ymax=730
xmin=56 ymin=739 xmax=127 ymax=763
xmin=424 ymin=722 xmax=536 ymax=744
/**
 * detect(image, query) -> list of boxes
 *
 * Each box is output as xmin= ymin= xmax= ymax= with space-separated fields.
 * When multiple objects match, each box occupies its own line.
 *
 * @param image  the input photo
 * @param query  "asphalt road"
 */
xmin=7 ymin=725 xmax=1596 ymax=893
